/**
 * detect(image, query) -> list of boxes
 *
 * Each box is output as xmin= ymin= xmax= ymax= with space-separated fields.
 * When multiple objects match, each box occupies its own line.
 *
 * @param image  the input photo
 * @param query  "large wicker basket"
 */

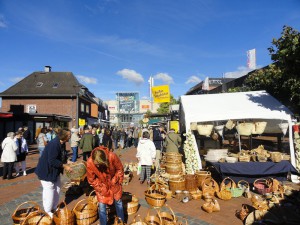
xmin=165 ymin=163 xmax=183 ymax=175
xmin=12 ymin=201 xmax=40 ymax=225
xmin=184 ymin=174 xmax=198 ymax=192
xmin=65 ymin=162 xmax=87 ymax=180
xmin=21 ymin=210 xmax=52 ymax=225
xmin=195 ymin=170 xmax=211 ymax=188
xmin=145 ymin=184 xmax=167 ymax=208
xmin=168 ymin=177 xmax=185 ymax=192
xmin=53 ymin=201 xmax=75 ymax=225
xmin=127 ymin=195 xmax=139 ymax=215
xmin=73 ymin=198 xmax=98 ymax=225
xmin=164 ymin=153 xmax=182 ymax=164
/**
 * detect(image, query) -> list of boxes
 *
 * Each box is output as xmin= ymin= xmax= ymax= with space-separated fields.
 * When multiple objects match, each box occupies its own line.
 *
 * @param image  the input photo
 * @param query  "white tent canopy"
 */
xmin=180 ymin=91 xmax=295 ymax=167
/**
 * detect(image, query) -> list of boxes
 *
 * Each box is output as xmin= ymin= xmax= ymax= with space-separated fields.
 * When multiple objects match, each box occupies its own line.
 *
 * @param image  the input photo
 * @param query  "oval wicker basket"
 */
xmin=164 ymin=152 xmax=182 ymax=163
xmin=53 ymin=201 xmax=75 ymax=225
xmin=168 ymin=177 xmax=185 ymax=192
xmin=73 ymin=198 xmax=98 ymax=225
xmin=184 ymin=174 xmax=198 ymax=192
xmin=144 ymin=208 xmax=162 ymax=225
xmin=65 ymin=162 xmax=86 ymax=180
xmin=195 ymin=170 xmax=211 ymax=188
xmin=253 ymin=179 xmax=272 ymax=195
xmin=144 ymin=184 xmax=167 ymax=208
xmin=127 ymin=195 xmax=139 ymax=215
xmin=159 ymin=204 xmax=177 ymax=225
xmin=165 ymin=163 xmax=183 ymax=175
xmin=21 ymin=210 xmax=52 ymax=225
xmin=12 ymin=201 xmax=40 ymax=225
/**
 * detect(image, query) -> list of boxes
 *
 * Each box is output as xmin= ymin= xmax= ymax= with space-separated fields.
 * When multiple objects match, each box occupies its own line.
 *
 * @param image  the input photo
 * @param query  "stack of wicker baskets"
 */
xmin=164 ymin=153 xmax=183 ymax=175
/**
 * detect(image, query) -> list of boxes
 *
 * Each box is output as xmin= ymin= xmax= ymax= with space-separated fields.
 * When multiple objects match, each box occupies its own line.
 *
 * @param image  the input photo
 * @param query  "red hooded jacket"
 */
xmin=86 ymin=146 xmax=124 ymax=205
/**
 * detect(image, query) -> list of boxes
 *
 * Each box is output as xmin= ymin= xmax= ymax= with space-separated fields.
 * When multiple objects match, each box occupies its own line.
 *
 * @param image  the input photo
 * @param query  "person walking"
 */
xmin=92 ymin=127 xmax=100 ymax=148
xmin=86 ymin=146 xmax=125 ymax=225
xmin=111 ymin=127 xmax=119 ymax=150
xmin=35 ymin=128 xmax=73 ymax=218
xmin=79 ymin=125 xmax=95 ymax=161
xmin=136 ymin=131 xmax=156 ymax=186
xmin=14 ymin=131 xmax=29 ymax=176
xmin=70 ymin=128 xmax=81 ymax=162
xmin=102 ymin=128 xmax=113 ymax=150
xmin=153 ymin=125 xmax=165 ymax=170
xmin=133 ymin=127 xmax=139 ymax=148
xmin=164 ymin=128 xmax=182 ymax=153
xmin=119 ymin=128 xmax=126 ymax=149
xmin=23 ymin=126 xmax=31 ymax=145
xmin=37 ymin=127 xmax=48 ymax=157
xmin=1 ymin=132 xmax=18 ymax=180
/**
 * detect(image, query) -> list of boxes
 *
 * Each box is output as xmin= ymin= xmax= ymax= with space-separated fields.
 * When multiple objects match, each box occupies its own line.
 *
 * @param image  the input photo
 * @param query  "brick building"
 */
xmin=0 ymin=66 xmax=108 ymax=142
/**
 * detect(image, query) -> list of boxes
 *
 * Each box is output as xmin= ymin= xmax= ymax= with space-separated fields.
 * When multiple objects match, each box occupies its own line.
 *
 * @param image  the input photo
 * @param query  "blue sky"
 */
xmin=0 ymin=0 xmax=299 ymax=103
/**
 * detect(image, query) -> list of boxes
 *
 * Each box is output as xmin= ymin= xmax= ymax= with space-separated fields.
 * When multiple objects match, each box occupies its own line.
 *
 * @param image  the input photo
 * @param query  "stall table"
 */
xmin=206 ymin=160 xmax=298 ymax=184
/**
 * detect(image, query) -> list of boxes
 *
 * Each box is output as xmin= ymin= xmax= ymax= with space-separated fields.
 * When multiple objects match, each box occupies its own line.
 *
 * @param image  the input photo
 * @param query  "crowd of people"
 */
xmin=1 ymin=123 xmax=182 ymax=225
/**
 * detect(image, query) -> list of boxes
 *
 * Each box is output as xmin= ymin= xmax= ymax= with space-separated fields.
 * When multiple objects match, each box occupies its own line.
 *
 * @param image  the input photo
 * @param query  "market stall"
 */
xmin=179 ymin=91 xmax=296 ymax=171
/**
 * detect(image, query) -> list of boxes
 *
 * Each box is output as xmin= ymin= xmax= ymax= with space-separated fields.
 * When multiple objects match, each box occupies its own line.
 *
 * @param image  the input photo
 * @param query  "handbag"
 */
xmin=235 ymin=204 xmax=252 ymax=221
xmin=225 ymin=120 xmax=235 ymax=130
xmin=236 ymin=122 xmax=254 ymax=136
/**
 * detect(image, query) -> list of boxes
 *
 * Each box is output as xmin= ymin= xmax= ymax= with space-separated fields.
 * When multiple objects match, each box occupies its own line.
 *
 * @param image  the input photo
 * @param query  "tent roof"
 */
xmin=180 ymin=91 xmax=293 ymax=125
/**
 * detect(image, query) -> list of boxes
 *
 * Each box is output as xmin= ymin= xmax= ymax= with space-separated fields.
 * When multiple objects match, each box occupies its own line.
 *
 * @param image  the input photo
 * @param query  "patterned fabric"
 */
xmin=140 ymin=165 xmax=151 ymax=182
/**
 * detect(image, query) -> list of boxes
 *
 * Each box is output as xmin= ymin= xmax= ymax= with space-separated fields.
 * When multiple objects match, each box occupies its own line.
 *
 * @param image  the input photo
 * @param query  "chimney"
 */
xmin=44 ymin=66 xmax=52 ymax=72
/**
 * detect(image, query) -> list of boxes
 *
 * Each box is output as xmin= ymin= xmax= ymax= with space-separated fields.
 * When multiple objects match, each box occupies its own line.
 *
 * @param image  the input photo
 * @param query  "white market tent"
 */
xmin=180 ymin=90 xmax=295 ymax=168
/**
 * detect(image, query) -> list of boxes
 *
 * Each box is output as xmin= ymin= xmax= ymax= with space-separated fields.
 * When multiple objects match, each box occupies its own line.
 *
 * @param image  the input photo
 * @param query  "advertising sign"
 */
xmin=152 ymin=85 xmax=170 ymax=103
xmin=118 ymin=92 xmax=138 ymax=113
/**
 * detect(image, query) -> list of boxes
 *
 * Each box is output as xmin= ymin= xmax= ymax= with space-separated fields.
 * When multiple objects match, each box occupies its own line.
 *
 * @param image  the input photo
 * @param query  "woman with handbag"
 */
xmin=164 ymin=128 xmax=182 ymax=153
xmin=86 ymin=146 xmax=125 ymax=225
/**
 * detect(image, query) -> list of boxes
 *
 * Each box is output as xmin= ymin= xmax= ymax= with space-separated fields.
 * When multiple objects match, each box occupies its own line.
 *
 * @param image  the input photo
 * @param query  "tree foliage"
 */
xmin=245 ymin=26 xmax=300 ymax=113
xmin=157 ymin=95 xmax=179 ymax=114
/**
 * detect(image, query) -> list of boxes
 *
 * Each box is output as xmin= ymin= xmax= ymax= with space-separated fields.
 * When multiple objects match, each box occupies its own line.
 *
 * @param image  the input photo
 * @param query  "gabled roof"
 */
xmin=0 ymin=71 xmax=81 ymax=97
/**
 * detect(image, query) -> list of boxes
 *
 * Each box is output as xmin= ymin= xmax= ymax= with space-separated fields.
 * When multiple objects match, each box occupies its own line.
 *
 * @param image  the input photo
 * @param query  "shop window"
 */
xmin=81 ymin=103 xmax=85 ymax=112
xmin=86 ymin=105 xmax=90 ymax=114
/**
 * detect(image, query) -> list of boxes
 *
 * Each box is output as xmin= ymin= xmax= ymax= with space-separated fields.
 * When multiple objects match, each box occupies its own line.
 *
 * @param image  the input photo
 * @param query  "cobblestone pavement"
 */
xmin=1 ymin=144 xmax=253 ymax=225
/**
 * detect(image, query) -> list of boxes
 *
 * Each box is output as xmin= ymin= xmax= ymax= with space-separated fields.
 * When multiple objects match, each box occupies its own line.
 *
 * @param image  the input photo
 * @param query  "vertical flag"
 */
xmin=247 ymin=49 xmax=256 ymax=69
xmin=202 ymin=77 xmax=210 ymax=91
xmin=151 ymin=85 xmax=170 ymax=103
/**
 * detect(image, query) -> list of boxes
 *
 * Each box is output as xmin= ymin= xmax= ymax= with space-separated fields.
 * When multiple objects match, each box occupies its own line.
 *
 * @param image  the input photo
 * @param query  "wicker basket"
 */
xmin=87 ymin=190 xmax=98 ymax=206
xmin=114 ymin=217 xmax=125 ymax=225
xmin=165 ymin=163 xmax=183 ymax=175
xmin=201 ymin=177 xmax=219 ymax=195
xmin=159 ymin=204 xmax=177 ymax=225
xmin=252 ymin=122 xmax=267 ymax=135
xmin=197 ymin=124 xmax=214 ymax=136
xmin=73 ymin=198 xmax=98 ymax=225
xmin=53 ymin=201 xmax=75 ymax=225
xmin=257 ymin=155 xmax=268 ymax=162
xmin=12 ymin=201 xmax=40 ymax=225
xmin=168 ymin=177 xmax=185 ymax=192
xmin=164 ymin=152 xmax=182 ymax=163
xmin=127 ymin=195 xmax=139 ymax=215
xmin=190 ymin=122 xmax=197 ymax=131
xmin=65 ymin=161 xmax=86 ymax=180
xmin=195 ymin=170 xmax=211 ymax=188
xmin=238 ymin=154 xmax=251 ymax=162
xmin=21 ymin=210 xmax=52 ymax=225
xmin=144 ymin=208 xmax=162 ymax=225
xmin=145 ymin=184 xmax=167 ymax=208
xmin=253 ymin=179 xmax=272 ymax=195
xmin=190 ymin=190 xmax=202 ymax=200
xmin=270 ymin=152 xmax=282 ymax=163
xmin=184 ymin=174 xmax=198 ymax=192
xmin=129 ymin=215 xmax=148 ymax=225
xmin=236 ymin=122 xmax=254 ymax=136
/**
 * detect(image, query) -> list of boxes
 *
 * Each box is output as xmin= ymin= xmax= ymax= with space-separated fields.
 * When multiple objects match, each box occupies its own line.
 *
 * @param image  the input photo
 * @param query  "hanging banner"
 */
xmin=151 ymin=85 xmax=170 ymax=103
xmin=247 ymin=49 xmax=256 ymax=69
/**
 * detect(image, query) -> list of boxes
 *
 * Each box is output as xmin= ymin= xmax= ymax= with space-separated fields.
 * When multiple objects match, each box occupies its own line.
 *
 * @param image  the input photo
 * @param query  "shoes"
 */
xmin=147 ymin=181 xmax=151 ymax=187
xmin=23 ymin=171 xmax=27 ymax=176
xmin=15 ymin=173 xmax=20 ymax=177
xmin=2 ymin=177 xmax=7 ymax=180
xmin=140 ymin=180 xmax=144 ymax=184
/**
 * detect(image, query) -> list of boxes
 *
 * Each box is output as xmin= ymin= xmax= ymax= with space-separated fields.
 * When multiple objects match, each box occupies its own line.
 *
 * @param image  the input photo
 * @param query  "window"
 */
xmin=86 ymin=105 xmax=90 ymax=114
xmin=53 ymin=82 xmax=59 ymax=88
xmin=81 ymin=103 xmax=85 ymax=112
xmin=36 ymin=82 xmax=43 ymax=87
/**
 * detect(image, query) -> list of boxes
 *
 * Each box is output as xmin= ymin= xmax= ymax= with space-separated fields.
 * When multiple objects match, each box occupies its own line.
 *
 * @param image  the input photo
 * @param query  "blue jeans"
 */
xmin=98 ymin=199 xmax=124 ymax=225
xmin=38 ymin=146 xmax=45 ymax=157
xmin=71 ymin=146 xmax=78 ymax=162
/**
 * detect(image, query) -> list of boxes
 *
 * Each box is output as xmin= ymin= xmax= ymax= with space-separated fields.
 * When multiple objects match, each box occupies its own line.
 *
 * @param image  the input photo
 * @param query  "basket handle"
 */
xmin=162 ymin=204 xmax=176 ymax=222
xmin=132 ymin=214 xmax=143 ymax=223
xmin=237 ymin=180 xmax=249 ymax=189
xmin=21 ymin=209 xmax=52 ymax=225
xmin=12 ymin=201 xmax=40 ymax=218
xmin=146 ymin=207 xmax=162 ymax=225
xmin=73 ymin=198 xmax=88 ymax=212
xmin=254 ymin=178 xmax=269 ymax=187
xmin=222 ymin=177 xmax=237 ymax=189
xmin=114 ymin=216 xmax=124 ymax=225
xmin=54 ymin=201 xmax=69 ymax=217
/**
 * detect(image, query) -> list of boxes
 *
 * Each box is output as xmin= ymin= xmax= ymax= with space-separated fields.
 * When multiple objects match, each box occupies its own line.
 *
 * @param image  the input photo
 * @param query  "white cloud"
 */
xmin=154 ymin=73 xmax=174 ymax=84
xmin=224 ymin=66 xmax=254 ymax=78
xmin=185 ymin=76 xmax=201 ymax=84
xmin=76 ymin=75 xmax=97 ymax=84
xmin=0 ymin=15 xmax=7 ymax=28
xmin=116 ymin=69 xmax=144 ymax=85
xmin=10 ymin=77 xmax=24 ymax=83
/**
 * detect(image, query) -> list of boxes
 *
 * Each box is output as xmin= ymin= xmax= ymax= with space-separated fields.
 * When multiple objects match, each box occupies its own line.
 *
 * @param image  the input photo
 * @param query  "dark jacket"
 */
xmin=102 ymin=133 xmax=113 ymax=150
xmin=153 ymin=128 xmax=164 ymax=150
xmin=35 ymin=137 xmax=64 ymax=182
xmin=79 ymin=133 xmax=95 ymax=153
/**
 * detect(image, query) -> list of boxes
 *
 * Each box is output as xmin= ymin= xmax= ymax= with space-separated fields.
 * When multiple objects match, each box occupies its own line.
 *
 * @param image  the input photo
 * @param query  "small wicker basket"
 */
xmin=53 ymin=201 xmax=75 ymax=225
xmin=168 ymin=177 xmax=185 ymax=192
xmin=159 ymin=204 xmax=177 ymax=225
xmin=144 ymin=184 xmax=167 ymax=208
xmin=144 ymin=208 xmax=162 ymax=225
xmin=12 ymin=201 xmax=40 ymax=225
xmin=73 ymin=198 xmax=98 ymax=225
xmin=127 ymin=195 xmax=139 ymax=215
xmin=21 ymin=210 xmax=52 ymax=225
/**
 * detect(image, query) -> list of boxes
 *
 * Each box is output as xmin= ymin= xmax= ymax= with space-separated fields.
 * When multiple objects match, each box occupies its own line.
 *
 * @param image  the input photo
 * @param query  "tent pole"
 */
xmin=237 ymin=121 xmax=241 ymax=152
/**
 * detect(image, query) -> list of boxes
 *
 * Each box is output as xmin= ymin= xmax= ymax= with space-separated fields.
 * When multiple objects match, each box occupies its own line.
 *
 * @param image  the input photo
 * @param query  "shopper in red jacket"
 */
xmin=86 ymin=146 xmax=124 ymax=225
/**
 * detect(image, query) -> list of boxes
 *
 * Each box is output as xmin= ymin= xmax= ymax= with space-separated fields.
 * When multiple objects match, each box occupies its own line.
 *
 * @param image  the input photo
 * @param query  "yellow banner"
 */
xmin=79 ymin=118 xmax=86 ymax=126
xmin=151 ymin=85 xmax=170 ymax=103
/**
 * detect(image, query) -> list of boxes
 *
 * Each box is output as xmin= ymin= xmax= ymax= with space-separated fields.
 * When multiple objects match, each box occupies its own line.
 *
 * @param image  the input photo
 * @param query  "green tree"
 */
xmin=157 ymin=95 xmax=179 ymax=114
xmin=245 ymin=26 xmax=300 ymax=113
